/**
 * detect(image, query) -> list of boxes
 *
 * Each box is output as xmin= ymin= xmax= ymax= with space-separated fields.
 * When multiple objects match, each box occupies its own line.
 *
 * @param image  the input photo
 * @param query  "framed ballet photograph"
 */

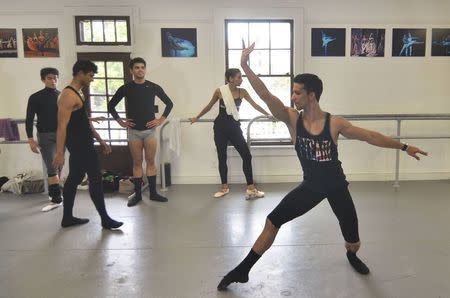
xmin=311 ymin=28 xmax=346 ymax=57
xmin=22 ymin=28 xmax=60 ymax=58
xmin=161 ymin=28 xmax=197 ymax=57
xmin=0 ymin=29 xmax=18 ymax=58
xmin=351 ymin=28 xmax=385 ymax=57
xmin=431 ymin=28 xmax=450 ymax=56
xmin=392 ymin=28 xmax=426 ymax=57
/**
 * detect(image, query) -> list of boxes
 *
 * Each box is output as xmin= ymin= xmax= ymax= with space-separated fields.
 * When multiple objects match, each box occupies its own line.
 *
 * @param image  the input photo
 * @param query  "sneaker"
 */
xmin=214 ymin=188 xmax=230 ymax=198
xmin=127 ymin=194 xmax=142 ymax=207
xmin=150 ymin=193 xmax=168 ymax=202
xmin=77 ymin=176 xmax=89 ymax=190
xmin=41 ymin=202 xmax=62 ymax=212
xmin=245 ymin=188 xmax=265 ymax=200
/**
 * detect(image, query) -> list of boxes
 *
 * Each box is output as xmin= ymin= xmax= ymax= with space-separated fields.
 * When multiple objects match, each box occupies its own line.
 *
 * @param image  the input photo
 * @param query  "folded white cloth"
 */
xmin=219 ymin=84 xmax=239 ymax=121
xmin=162 ymin=118 xmax=181 ymax=161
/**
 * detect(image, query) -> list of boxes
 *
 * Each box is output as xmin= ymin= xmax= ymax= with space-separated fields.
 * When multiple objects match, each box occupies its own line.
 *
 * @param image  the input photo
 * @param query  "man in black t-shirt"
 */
xmin=25 ymin=68 xmax=63 ymax=212
xmin=108 ymin=57 xmax=174 ymax=206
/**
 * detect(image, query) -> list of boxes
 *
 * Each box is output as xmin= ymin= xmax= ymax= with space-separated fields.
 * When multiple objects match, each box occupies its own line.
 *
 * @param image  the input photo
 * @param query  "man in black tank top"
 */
xmin=108 ymin=57 xmax=173 ymax=206
xmin=217 ymin=43 xmax=428 ymax=290
xmin=53 ymin=60 xmax=123 ymax=230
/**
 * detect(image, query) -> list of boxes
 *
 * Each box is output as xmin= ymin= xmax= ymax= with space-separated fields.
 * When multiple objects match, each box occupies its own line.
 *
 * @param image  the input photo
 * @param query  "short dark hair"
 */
xmin=225 ymin=68 xmax=241 ymax=83
xmin=72 ymin=60 xmax=98 ymax=77
xmin=293 ymin=73 xmax=323 ymax=101
xmin=40 ymin=67 xmax=59 ymax=80
xmin=130 ymin=57 xmax=146 ymax=69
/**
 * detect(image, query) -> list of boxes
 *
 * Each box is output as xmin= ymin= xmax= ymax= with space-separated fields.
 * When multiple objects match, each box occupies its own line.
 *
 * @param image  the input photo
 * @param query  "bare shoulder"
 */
xmin=58 ymin=89 xmax=80 ymax=109
xmin=287 ymin=107 xmax=300 ymax=128
xmin=330 ymin=115 xmax=351 ymax=130
xmin=239 ymin=87 xmax=248 ymax=95
xmin=215 ymin=87 xmax=222 ymax=98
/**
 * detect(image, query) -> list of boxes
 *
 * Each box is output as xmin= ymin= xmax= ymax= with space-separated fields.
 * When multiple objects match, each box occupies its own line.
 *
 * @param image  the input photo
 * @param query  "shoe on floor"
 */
xmin=41 ymin=202 xmax=62 ymax=212
xmin=245 ymin=188 xmax=264 ymax=200
xmin=214 ymin=188 xmax=230 ymax=198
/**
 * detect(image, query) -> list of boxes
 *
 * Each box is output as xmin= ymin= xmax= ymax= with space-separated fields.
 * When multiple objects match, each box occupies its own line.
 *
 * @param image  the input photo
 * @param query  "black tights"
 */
xmin=268 ymin=183 xmax=359 ymax=243
xmin=63 ymin=142 xmax=109 ymax=219
xmin=213 ymin=118 xmax=253 ymax=185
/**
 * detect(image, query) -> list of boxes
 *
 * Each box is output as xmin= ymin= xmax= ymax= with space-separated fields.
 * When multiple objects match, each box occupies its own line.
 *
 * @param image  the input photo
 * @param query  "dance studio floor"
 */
xmin=1 ymin=181 xmax=449 ymax=298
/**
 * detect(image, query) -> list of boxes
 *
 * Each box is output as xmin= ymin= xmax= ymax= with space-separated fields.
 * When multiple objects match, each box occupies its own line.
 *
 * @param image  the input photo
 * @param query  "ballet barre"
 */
xmin=157 ymin=114 xmax=450 ymax=191
xmin=246 ymin=114 xmax=450 ymax=188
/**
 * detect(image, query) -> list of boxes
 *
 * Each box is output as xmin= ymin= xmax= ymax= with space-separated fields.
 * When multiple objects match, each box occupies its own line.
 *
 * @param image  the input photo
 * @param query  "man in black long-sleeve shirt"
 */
xmin=25 ymin=68 xmax=63 ymax=211
xmin=108 ymin=57 xmax=174 ymax=206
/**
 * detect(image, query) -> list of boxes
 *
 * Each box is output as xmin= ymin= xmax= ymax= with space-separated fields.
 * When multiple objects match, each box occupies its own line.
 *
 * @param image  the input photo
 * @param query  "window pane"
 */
xmin=92 ymin=21 xmax=104 ymax=42
xmin=270 ymin=22 xmax=291 ymax=48
xmin=227 ymin=22 xmax=248 ymax=49
xmin=261 ymin=76 xmax=291 ymax=106
xmin=248 ymin=121 xmax=290 ymax=140
xmin=109 ymin=96 xmax=125 ymax=112
xmin=239 ymin=76 xmax=290 ymax=118
xmin=270 ymin=50 xmax=291 ymax=75
xmin=227 ymin=50 xmax=243 ymax=71
xmin=116 ymin=20 xmax=128 ymax=42
xmin=90 ymin=79 xmax=106 ymax=95
xmin=111 ymin=129 xmax=127 ymax=141
xmin=110 ymin=119 xmax=124 ymax=128
xmin=94 ymin=61 xmax=105 ymax=77
xmin=91 ymin=112 xmax=109 ymax=129
xmin=249 ymin=50 xmax=269 ymax=75
xmin=106 ymin=61 xmax=124 ymax=77
xmin=90 ymin=96 xmax=107 ymax=111
xmin=104 ymin=21 xmax=116 ymax=42
xmin=238 ymin=78 xmax=267 ymax=119
xmin=98 ymin=129 xmax=110 ymax=141
xmin=249 ymin=23 xmax=270 ymax=48
xmin=107 ymin=79 xmax=124 ymax=95
xmin=80 ymin=20 xmax=92 ymax=42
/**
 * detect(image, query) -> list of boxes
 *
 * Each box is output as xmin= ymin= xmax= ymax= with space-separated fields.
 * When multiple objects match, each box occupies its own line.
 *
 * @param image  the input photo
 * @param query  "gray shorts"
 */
xmin=127 ymin=128 xmax=157 ymax=141
xmin=37 ymin=132 xmax=58 ymax=177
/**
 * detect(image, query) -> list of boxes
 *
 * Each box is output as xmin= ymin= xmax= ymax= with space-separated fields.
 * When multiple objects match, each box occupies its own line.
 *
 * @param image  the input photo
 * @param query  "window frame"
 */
xmin=224 ymin=19 xmax=294 ymax=146
xmin=75 ymin=16 xmax=131 ymax=46
xmin=77 ymin=52 xmax=132 ymax=146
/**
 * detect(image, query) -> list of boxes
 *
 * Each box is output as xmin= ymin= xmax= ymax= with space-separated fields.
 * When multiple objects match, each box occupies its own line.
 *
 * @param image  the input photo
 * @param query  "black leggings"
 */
xmin=63 ymin=142 xmax=108 ymax=219
xmin=213 ymin=118 xmax=253 ymax=185
xmin=268 ymin=183 xmax=359 ymax=243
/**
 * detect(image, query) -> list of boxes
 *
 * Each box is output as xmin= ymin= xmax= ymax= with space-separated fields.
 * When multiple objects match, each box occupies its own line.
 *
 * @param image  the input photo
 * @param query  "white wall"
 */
xmin=0 ymin=0 xmax=449 ymax=184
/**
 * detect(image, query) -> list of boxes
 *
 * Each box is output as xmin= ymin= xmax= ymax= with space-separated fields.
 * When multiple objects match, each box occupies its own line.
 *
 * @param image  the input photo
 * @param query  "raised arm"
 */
xmin=335 ymin=116 xmax=428 ymax=160
xmin=240 ymin=43 xmax=291 ymax=125
xmin=241 ymin=88 xmax=270 ymax=116
xmin=189 ymin=88 xmax=220 ymax=124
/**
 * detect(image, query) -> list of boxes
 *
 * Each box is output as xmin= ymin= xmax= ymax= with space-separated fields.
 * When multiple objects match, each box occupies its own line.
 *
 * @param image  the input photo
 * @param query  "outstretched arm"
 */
xmin=336 ymin=116 xmax=428 ymax=160
xmin=241 ymin=89 xmax=270 ymax=116
xmin=190 ymin=88 xmax=220 ymax=124
xmin=240 ymin=43 xmax=298 ymax=139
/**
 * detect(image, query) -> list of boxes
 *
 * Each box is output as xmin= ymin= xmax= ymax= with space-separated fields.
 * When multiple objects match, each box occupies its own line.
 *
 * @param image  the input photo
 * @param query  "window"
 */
xmin=225 ymin=20 xmax=293 ymax=145
xmin=75 ymin=16 xmax=131 ymax=45
xmin=77 ymin=52 xmax=132 ymax=146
